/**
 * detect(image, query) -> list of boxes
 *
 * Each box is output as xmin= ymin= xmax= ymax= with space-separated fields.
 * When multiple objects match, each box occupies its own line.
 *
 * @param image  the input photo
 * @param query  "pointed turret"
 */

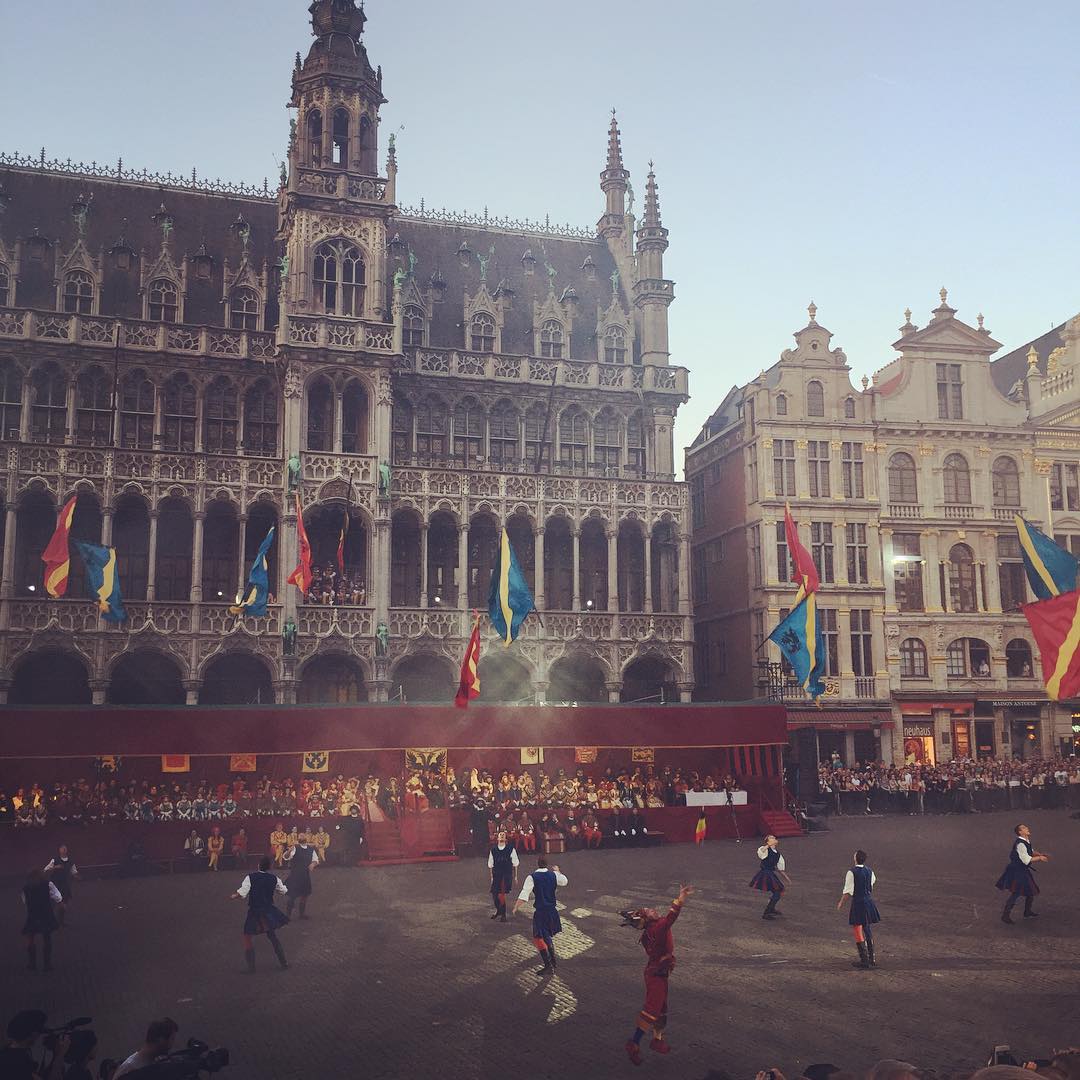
xmin=598 ymin=109 xmax=630 ymax=239
xmin=633 ymin=161 xmax=675 ymax=367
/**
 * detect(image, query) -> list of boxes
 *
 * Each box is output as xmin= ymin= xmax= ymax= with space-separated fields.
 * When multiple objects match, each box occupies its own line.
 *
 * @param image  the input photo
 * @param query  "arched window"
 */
xmin=229 ymin=287 xmax=259 ymax=331
xmin=403 ymin=305 xmax=425 ymax=347
xmin=594 ymin=407 xmax=621 ymax=468
xmin=341 ymin=379 xmax=368 ymax=454
xmin=30 ymin=363 xmax=67 ymax=443
xmin=391 ymin=393 xmax=413 ymax=461
xmin=204 ymin=376 xmax=238 ymax=453
xmin=415 ymin=395 xmax=449 ymax=461
xmin=163 ymin=373 xmax=196 ymax=452
xmin=148 ymin=278 xmax=179 ymax=323
xmin=775 ymin=393 xmax=788 ymax=416
xmin=627 ymin=410 xmax=647 ymax=476
xmin=947 ymin=637 xmax=991 ymax=678
xmin=1006 ymin=638 xmax=1034 ymax=678
xmin=243 ymin=378 xmax=277 ymax=456
xmin=453 ymin=396 xmax=484 ymax=465
xmin=306 ymin=109 xmax=323 ymax=166
xmin=559 ymin=406 xmax=587 ymax=470
xmin=844 ymin=397 xmax=856 ymax=418
xmin=112 ymin=495 xmax=149 ymax=599
xmin=0 ymin=361 xmax=23 ymax=440
xmin=943 ymin=453 xmax=971 ymax=504
xmin=63 ymin=270 xmax=94 ymax=314
xmin=948 ymin=542 xmax=977 ymax=612
xmin=332 ymin=108 xmax=349 ymax=167
xmin=470 ymin=312 xmax=496 ymax=353
xmin=0 ymin=263 xmax=9 ymax=306
xmin=313 ymin=239 xmax=365 ymax=316
xmin=525 ymin=403 xmax=551 ymax=468
xmin=992 ymin=456 xmax=1020 ymax=507
xmin=541 ymin=319 xmax=564 ymax=359
xmin=945 ymin=639 xmax=967 ymax=677
xmin=358 ymin=114 xmax=374 ymax=174
xmin=899 ymin=638 xmax=928 ymax=678
xmin=489 ymin=400 xmax=519 ymax=466
xmin=604 ymin=325 xmax=627 ymax=364
xmin=888 ymin=452 xmax=918 ymax=503
xmin=155 ymin=498 xmax=193 ymax=601
xmin=75 ymin=366 xmax=111 ymax=445
xmin=806 ymin=380 xmax=825 ymax=417
xmin=306 ymin=377 xmax=333 ymax=452
xmin=120 ymin=370 xmax=155 ymax=449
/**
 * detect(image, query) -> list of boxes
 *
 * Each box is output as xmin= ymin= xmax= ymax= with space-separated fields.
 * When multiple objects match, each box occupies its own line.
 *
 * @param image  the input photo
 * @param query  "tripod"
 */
xmin=726 ymin=789 xmax=741 ymax=843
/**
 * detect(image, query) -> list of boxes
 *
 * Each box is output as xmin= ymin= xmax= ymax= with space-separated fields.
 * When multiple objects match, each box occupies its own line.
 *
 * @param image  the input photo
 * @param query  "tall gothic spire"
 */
xmin=606 ymin=109 xmax=625 ymax=173
xmin=599 ymin=109 xmax=630 ymax=238
xmin=642 ymin=162 xmax=662 ymax=229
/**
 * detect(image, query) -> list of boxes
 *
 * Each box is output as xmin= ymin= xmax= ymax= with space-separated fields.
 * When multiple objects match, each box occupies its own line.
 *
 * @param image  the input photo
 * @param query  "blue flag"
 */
xmin=230 ymin=527 xmax=275 ymax=617
xmin=488 ymin=528 xmax=534 ymax=645
xmin=1015 ymin=515 xmax=1078 ymax=600
xmin=74 ymin=541 xmax=127 ymax=623
xmin=768 ymin=592 xmax=826 ymax=700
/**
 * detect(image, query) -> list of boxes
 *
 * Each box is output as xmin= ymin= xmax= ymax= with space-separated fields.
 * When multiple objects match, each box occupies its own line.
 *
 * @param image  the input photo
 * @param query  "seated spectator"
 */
xmin=113 ymin=1018 xmax=178 ymax=1078
xmin=183 ymin=829 xmax=204 ymax=863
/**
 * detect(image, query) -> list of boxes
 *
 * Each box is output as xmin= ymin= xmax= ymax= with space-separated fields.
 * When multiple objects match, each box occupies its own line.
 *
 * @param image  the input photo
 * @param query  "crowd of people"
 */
xmin=815 ymin=755 xmax=1080 ymax=815
xmin=307 ymin=562 xmax=367 ymax=606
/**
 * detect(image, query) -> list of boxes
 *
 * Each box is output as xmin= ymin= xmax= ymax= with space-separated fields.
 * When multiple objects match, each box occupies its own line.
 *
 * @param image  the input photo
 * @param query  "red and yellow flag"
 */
xmin=286 ymin=492 xmax=313 ymax=596
xmin=162 ymin=754 xmax=190 ymax=773
xmin=42 ymin=495 xmax=77 ymax=598
xmin=454 ymin=614 xmax=482 ymax=708
xmin=785 ymin=503 xmax=820 ymax=601
xmin=1023 ymin=589 xmax=1080 ymax=701
xmin=695 ymin=811 xmax=707 ymax=845
xmin=337 ymin=509 xmax=348 ymax=579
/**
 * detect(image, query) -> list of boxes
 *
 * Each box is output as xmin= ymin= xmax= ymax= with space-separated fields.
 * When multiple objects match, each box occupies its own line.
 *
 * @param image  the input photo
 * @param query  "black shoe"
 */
xmin=852 ymin=942 xmax=870 ymax=969
xmin=490 ymin=912 xmax=501 ymax=920
xmin=537 ymin=950 xmax=552 ymax=975
xmin=867 ymin=942 xmax=876 ymax=968
xmin=1023 ymin=910 xmax=1039 ymax=918
xmin=1001 ymin=912 xmax=1014 ymax=924
xmin=762 ymin=911 xmax=776 ymax=919
xmin=771 ymin=909 xmax=783 ymax=917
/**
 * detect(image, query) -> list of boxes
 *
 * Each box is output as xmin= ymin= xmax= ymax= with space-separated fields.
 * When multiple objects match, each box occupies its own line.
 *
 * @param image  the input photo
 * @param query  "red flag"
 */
xmin=454 ymin=615 xmax=482 ymax=708
xmin=785 ymin=503 xmax=820 ymax=599
xmin=286 ymin=493 xmax=313 ymax=596
xmin=42 ymin=495 xmax=77 ymax=598
xmin=1023 ymin=590 xmax=1080 ymax=700
xmin=337 ymin=509 xmax=348 ymax=579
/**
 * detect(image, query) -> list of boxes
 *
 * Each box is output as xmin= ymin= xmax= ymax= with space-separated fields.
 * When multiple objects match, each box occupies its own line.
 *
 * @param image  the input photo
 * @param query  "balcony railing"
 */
xmin=5 ymin=599 xmax=279 ymax=635
xmin=937 ymin=504 xmax=979 ymax=520
xmin=285 ymin=316 xmax=394 ymax=353
xmin=887 ymin=503 xmax=922 ymax=518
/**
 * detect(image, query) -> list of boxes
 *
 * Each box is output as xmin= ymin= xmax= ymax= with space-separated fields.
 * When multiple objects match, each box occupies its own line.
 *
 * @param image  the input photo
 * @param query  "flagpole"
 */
xmin=110 ymin=322 xmax=121 ymax=448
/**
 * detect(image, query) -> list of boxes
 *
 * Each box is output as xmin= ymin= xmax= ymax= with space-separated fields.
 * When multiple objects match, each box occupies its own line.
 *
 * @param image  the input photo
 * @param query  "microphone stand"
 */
xmin=726 ymin=787 xmax=741 ymax=843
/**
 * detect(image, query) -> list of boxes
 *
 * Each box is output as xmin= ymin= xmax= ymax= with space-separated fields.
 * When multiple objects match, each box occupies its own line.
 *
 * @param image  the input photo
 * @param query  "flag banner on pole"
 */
xmin=1015 ymin=515 xmax=1078 ymax=599
xmin=229 ymin=754 xmax=257 ymax=773
xmin=1023 ymin=590 xmax=1080 ymax=701
xmin=161 ymin=754 xmax=190 ymax=773
xmin=74 ymin=541 xmax=127 ymax=623
xmin=574 ymin=746 xmax=598 ymax=764
xmin=230 ymin=527 xmax=274 ymax=617
xmin=337 ymin=509 xmax=348 ymax=579
xmin=303 ymin=750 xmax=329 ymax=773
xmin=487 ymin=528 xmax=534 ymax=645
xmin=695 ymin=811 xmax=707 ymax=845
xmin=42 ymin=495 xmax=77 ymax=598
xmin=454 ymin=614 xmax=482 ymax=708
xmin=784 ymin=503 xmax=819 ymax=601
xmin=767 ymin=592 xmax=826 ymax=700
xmin=287 ymin=493 xmax=313 ymax=597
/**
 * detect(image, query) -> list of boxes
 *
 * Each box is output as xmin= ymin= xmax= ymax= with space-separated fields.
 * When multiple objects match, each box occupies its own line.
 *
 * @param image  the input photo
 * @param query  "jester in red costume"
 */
xmin=620 ymin=883 xmax=694 ymax=1065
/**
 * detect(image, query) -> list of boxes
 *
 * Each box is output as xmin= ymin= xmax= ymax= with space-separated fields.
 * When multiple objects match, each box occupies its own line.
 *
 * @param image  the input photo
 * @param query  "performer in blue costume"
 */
xmin=837 ymin=849 xmax=880 ymax=969
xmin=230 ymin=855 xmax=290 ymax=972
xmin=749 ymin=834 xmax=791 ymax=919
xmin=996 ymin=823 xmax=1050 ymax=924
xmin=513 ymin=855 xmax=567 ymax=974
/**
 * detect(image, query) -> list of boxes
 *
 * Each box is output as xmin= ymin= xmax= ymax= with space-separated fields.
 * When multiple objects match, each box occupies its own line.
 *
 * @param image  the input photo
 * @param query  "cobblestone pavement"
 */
xmin=4 ymin=810 xmax=1078 ymax=1079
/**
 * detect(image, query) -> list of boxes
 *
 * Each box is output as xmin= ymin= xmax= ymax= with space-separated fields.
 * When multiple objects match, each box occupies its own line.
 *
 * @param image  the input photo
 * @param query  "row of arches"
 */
xmin=304 ymin=107 xmax=376 ymax=174
xmin=887 ymin=452 xmax=1021 ymax=507
xmin=775 ymin=383 xmax=856 ymax=419
xmin=5 ymin=647 xmax=678 ymax=707
xmin=898 ymin=636 xmax=1034 ymax=679
xmin=392 ymin=393 xmax=650 ymax=475
xmin=390 ymin=508 xmax=681 ymax=613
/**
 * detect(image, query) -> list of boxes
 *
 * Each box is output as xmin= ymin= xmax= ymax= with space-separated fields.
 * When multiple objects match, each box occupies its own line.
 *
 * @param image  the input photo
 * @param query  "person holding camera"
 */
xmin=112 ymin=1018 xmax=178 ymax=1078
xmin=230 ymin=855 xmax=290 ymax=972
xmin=0 ymin=1010 xmax=68 ymax=1080
xmin=996 ymin=823 xmax=1050 ymax=924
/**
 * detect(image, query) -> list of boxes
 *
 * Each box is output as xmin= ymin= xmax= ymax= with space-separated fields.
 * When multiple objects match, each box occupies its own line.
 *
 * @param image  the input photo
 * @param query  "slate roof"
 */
xmin=991 ymin=321 xmax=1065 ymax=396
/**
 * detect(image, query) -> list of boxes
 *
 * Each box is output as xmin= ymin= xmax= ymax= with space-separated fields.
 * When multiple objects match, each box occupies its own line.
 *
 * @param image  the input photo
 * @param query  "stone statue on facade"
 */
xmin=378 ymin=461 xmax=392 ymax=497
xmin=287 ymin=454 xmax=301 ymax=491
xmin=375 ymin=620 xmax=390 ymax=657
xmin=282 ymin=617 xmax=297 ymax=656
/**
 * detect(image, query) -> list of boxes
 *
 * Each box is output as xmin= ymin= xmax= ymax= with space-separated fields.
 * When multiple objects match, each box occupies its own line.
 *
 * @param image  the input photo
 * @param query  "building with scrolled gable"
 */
xmin=0 ymin=0 xmax=692 ymax=708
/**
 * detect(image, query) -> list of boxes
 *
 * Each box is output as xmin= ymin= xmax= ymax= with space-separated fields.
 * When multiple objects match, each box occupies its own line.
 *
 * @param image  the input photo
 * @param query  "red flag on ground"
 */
xmin=785 ymin=503 xmax=820 ymax=600
xmin=42 ymin=495 xmax=77 ymax=598
xmin=337 ymin=509 xmax=348 ymax=579
xmin=286 ymin=492 xmax=313 ymax=596
xmin=1023 ymin=590 xmax=1080 ymax=701
xmin=455 ymin=615 xmax=482 ymax=708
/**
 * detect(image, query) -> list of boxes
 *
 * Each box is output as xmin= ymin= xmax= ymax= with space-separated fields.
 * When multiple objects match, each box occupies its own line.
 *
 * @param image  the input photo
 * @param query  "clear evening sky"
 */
xmin=4 ymin=1 xmax=1078 ymax=468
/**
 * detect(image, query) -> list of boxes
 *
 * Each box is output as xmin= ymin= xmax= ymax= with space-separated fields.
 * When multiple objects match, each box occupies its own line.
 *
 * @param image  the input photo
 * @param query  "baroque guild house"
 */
xmin=0 ymin=0 xmax=692 ymax=707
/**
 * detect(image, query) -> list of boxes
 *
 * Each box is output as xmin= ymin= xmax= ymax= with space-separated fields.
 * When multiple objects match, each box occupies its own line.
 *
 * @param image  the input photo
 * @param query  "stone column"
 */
xmin=677 ymin=531 xmax=691 ymax=616
xmin=333 ymin=390 xmax=344 ymax=454
xmin=534 ymin=526 xmax=545 ymax=610
xmin=843 ymin=730 xmax=856 ymax=766
xmin=1 ymin=505 xmax=17 ymax=599
xmin=183 ymin=679 xmax=200 ymax=706
xmin=237 ymin=516 xmax=248 ymax=599
xmin=18 ymin=381 xmax=30 ymax=442
xmin=606 ymin=527 xmax=618 ymax=613
xmin=190 ymin=511 xmax=205 ymax=603
xmin=643 ymin=530 xmax=653 ymax=614
xmin=572 ymin=525 xmax=581 ymax=610
xmin=677 ymin=681 xmax=694 ymax=703
xmin=146 ymin=509 xmax=159 ymax=601
xmin=605 ymin=680 xmax=622 ymax=704
xmin=373 ymin=517 xmax=390 ymax=626
xmin=419 ymin=524 xmax=429 ymax=608
xmin=458 ymin=522 xmax=469 ymax=609
xmin=923 ymin=529 xmax=942 ymax=611
xmin=983 ymin=530 xmax=1002 ymax=613
xmin=101 ymin=505 xmax=113 ymax=547
xmin=90 ymin=680 xmax=107 ymax=707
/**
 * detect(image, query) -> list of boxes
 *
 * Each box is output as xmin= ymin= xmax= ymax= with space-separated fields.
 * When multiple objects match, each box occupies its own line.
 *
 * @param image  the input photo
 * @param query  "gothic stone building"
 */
xmin=0 ymin=0 xmax=691 ymax=707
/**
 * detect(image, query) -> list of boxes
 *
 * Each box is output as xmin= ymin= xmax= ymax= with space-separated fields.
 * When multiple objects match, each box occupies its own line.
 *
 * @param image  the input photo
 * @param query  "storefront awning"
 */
xmin=787 ymin=709 xmax=893 ymax=731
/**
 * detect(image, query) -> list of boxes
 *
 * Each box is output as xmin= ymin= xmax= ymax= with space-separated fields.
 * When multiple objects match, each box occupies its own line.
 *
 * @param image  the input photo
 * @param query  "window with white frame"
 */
xmin=540 ymin=319 xmax=564 ymax=359
xmin=850 ymin=608 xmax=873 ymax=676
xmin=937 ymin=363 xmax=963 ymax=419
xmin=229 ymin=287 xmax=259 ymax=331
xmin=470 ymin=312 xmax=495 ymax=353
xmin=603 ymin=324 xmax=627 ymax=364
xmin=900 ymin=637 xmax=927 ymax=677
xmin=148 ymin=278 xmax=179 ymax=323
xmin=842 ymin=441 xmax=864 ymax=498
xmin=845 ymin=522 xmax=868 ymax=583
xmin=806 ymin=380 xmax=825 ymax=417
xmin=403 ymin=305 xmax=425 ymax=347
xmin=772 ymin=439 xmax=795 ymax=497
xmin=63 ymin=270 xmax=94 ymax=314
xmin=811 ymin=521 xmax=834 ymax=583
xmin=808 ymin=440 xmax=830 ymax=497
xmin=313 ymin=239 xmax=365 ymax=316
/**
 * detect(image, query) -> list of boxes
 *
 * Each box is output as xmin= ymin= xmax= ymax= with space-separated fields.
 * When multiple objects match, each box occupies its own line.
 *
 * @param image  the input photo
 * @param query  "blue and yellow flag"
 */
xmin=230 ymin=527 xmax=275 ymax=617
xmin=767 ymin=592 xmax=826 ymax=700
xmin=74 ymin=541 xmax=127 ymax=623
xmin=1015 ymin=515 xmax=1078 ymax=600
xmin=488 ymin=528 xmax=534 ymax=646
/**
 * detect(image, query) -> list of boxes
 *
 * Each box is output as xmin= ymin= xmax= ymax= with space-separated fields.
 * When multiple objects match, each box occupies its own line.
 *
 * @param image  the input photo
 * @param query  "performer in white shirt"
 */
xmin=749 ymin=835 xmax=791 ymax=919
xmin=43 ymin=844 xmax=78 ymax=926
xmin=488 ymin=828 xmax=519 ymax=922
xmin=837 ymin=849 xmax=879 ymax=969
xmin=230 ymin=855 xmax=290 ymax=972
xmin=513 ymin=857 xmax=568 ymax=973
xmin=996 ymin=823 xmax=1049 ymax=924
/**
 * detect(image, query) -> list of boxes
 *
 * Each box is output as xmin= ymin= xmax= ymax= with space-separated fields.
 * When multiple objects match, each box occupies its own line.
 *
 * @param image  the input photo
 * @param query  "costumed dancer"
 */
xmin=996 ymin=823 xmax=1050 ymax=924
xmin=749 ymin=834 xmax=790 ymax=919
xmin=207 ymin=826 xmax=224 ymax=871
xmin=512 ymin=856 xmax=567 ymax=974
xmin=488 ymin=827 xmax=519 ymax=922
xmin=22 ymin=868 xmax=61 ymax=971
xmin=230 ymin=854 xmax=290 ymax=972
xmin=620 ymin=884 xmax=694 ymax=1066
xmin=284 ymin=832 xmax=319 ymax=919
xmin=836 ymin=849 xmax=879 ymax=969
xmin=43 ymin=844 xmax=77 ymax=925
xmin=269 ymin=821 xmax=288 ymax=867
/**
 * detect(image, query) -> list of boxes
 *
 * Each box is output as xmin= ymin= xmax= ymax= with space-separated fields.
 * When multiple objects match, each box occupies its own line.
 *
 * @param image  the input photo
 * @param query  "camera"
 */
xmin=127 ymin=1038 xmax=230 ymax=1078
xmin=42 ymin=1016 xmax=93 ymax=1051
xmin=989 ymin=1045 xmax=1018 ymax=1067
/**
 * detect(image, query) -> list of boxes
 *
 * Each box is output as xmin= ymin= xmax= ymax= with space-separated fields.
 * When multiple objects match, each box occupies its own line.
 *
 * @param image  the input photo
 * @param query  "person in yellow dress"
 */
xmin=207 ymin=825 xmax=225 ymax=871
xmin=312 ymin=824 xmax=330 ymax=865
xmin=269 ymin=821 xmax=288 ymax=866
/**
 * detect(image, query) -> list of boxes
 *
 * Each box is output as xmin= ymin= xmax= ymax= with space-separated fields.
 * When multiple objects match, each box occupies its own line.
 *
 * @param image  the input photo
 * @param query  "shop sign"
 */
xmin=903 ymin=722 xmax=934 ymax=738
xmin=990 ymin=700 xmax=1047 ymax=707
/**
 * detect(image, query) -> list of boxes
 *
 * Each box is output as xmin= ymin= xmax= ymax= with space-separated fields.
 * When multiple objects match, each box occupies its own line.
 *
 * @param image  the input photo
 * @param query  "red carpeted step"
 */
xmin=758 ymin=809 xmax=803 ymax=838
xmin=365 ymin=820 xmax=407 ymax=861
